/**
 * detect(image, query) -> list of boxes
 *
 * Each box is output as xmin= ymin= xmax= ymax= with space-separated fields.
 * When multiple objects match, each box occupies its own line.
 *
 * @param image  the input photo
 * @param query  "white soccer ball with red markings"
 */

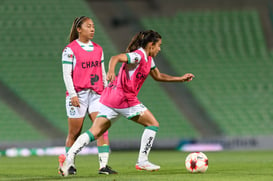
xmin=185 ymin=152 xmax=208 ymax=173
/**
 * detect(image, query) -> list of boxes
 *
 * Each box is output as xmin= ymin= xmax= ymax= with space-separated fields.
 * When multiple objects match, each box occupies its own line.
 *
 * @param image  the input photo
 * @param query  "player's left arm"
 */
xmin=150 ymin=67 xmax=195 ymax=82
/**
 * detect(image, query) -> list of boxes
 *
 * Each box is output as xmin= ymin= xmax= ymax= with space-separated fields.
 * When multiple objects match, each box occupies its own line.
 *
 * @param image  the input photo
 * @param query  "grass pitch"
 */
xmin=0 ymin=150 xmax=272 ymax=181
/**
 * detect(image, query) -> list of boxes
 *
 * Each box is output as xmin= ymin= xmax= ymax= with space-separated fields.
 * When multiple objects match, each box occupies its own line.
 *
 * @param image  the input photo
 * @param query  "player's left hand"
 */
xmin=107 ymin=71 xmax=116 ymax=82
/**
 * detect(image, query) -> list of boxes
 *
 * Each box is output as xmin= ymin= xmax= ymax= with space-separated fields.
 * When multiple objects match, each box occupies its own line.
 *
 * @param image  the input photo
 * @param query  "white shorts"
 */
xmin=66 ymin=89 xmax=101 ymax=118
xmin=97 ymin=103 xmax=147 ymax=121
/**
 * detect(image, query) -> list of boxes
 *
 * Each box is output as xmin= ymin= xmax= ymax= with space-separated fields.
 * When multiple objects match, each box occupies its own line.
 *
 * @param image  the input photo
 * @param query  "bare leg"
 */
xmin=60 ymin=117 xmax=113 ymax=176
xmin=66 ymin=117 xmax=84 ymax=151
xmin=89 ymin=113 xmax=109 ymax=146
xmin=90 ymin=117 xmax=111 ymax=139
xmin=66 ymin=117 xmax=111 ymax=161
xmin=131 ymin=109 xmax=159 ymax=127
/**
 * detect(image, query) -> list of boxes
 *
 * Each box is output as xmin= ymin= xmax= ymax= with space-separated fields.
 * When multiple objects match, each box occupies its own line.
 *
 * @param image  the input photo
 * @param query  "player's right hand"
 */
xmin=71 ymin=96 xmax=80 ymax=107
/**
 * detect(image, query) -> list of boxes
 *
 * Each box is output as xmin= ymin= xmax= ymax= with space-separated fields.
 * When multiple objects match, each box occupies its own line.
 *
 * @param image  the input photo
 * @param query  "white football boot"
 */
xmin=59 ymin=157 xmax=77 ymax=177
xmin=135 ymin=161 xmax=160 ymax=171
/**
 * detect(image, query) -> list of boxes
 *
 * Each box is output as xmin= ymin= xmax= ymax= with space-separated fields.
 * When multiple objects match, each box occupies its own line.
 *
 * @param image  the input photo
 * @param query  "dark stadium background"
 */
xmin=0 ymin=0 xmax=273 ymax=156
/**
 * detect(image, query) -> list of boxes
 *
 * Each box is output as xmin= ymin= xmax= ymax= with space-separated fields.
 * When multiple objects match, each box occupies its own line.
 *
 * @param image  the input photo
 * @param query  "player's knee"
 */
xmin=102 ymin=130 xmax=109 ymax=139
xmin=68 ymin=131 xmax=81 ymax=141
xmin=146 ymin=121 xmax=159 ymax=128
xmin=151 ymin=119 xmax=159 ymax=127
xmin=90 ymin=128 xmax=107 ymax=139
xmin=153 ymin=122 xmax=159 ymax=127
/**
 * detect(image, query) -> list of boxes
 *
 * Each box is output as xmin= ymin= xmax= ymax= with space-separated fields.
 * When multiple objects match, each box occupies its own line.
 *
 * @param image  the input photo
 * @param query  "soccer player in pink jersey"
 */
xmin=59 ymin=30 xmax=194 ymax=176
xmin=59 ymin=16 xmax=117 ymax=175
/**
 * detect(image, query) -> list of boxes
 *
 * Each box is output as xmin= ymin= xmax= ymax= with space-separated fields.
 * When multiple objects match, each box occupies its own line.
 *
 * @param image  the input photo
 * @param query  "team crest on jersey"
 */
xmin=70 ymin=107 xmax=76 ymax=116
xmin=67 ymin=54 xmax=73 ymax=59
xmin=132 ymin=52 xmax=140 ymax=63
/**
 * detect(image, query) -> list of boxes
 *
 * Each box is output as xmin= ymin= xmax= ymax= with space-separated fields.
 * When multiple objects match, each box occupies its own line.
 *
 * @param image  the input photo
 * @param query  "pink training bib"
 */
xmin=100 ymin=49 xmax=152 ymax=108
xmin=66 ymin=40 xmax=104 ymax=95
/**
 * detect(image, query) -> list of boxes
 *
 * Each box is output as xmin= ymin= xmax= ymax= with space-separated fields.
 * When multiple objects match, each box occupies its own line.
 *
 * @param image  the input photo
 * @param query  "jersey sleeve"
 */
xmin=126 ymin=52 xmax=141 ymax=64
xmin=101 ymin=50 xmax=104 ymax=61
xmin=101 ymin=50 xmax=108 ymax=87
xmin=62 ymin=47 xmax=74 ymax=64
xmin=151 ymin=58 xmax=156 ymax=70
xmin=62 ymin=47 xmax=77 ymax=97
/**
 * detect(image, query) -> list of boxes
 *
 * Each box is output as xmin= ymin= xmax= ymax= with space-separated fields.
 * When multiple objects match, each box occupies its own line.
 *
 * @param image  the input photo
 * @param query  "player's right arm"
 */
xmin=107 ymin=53 xmax=128 ymax=82
xmin=62 ymin=47 xmax=80 ymax=107
xmin=107 ymin=52 xmax=142 ymax=82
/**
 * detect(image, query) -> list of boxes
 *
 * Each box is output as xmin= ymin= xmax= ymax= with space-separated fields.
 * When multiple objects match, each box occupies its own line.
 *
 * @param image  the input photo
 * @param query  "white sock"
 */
xmin=67 ymin=132 xmax=91 ymax=161
xmin=98 ymin=152 xmax=109 ymax=169
xmin=137 ymin=128 xmax=157 ymax=163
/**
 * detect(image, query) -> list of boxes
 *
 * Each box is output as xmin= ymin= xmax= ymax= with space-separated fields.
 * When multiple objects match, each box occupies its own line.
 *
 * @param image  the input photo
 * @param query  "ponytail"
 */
xmin=126 ymin=30 xmax=162 ymax=52
xmin=69 ymin=16 xmax=89 ymax=43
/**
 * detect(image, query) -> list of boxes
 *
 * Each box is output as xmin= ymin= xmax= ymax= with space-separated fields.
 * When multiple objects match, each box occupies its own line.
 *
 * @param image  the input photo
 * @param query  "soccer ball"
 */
xmin=185 ymin=152 xmax=208 ymax=173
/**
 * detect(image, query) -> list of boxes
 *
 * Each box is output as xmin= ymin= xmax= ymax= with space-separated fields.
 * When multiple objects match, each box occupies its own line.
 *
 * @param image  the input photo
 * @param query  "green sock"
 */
xmin=146 ymin=126 xmax=159 ymax=132
xmin=65 ymin=147 xmax=70 ymax=153
xmin=86 ymin=130 xmax=95 ymax=142
xmin=98 ymin=144 xmax=110 ymax=153
xmin=98 ymin=144 xmax=110 ymax=168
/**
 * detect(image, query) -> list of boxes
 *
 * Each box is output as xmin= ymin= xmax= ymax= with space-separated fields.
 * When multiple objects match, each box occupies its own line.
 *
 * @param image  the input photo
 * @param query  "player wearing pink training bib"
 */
xmin=60 ymin=30 xmax=195 ymax=176
xmin=65 ymin=40 xmax=104 ymax=94
xmin=59 ymin=16 xmax=117 ymax=176
xmin=100 ymin=48 xmax=154 ymax=108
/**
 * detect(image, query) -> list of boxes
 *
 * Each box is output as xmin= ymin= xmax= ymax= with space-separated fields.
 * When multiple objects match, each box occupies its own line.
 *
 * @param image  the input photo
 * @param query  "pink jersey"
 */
xmin=66 ymin=40 xmax=104 ymax=95
xmin=100 ymin=49 xmax=152 ymax=108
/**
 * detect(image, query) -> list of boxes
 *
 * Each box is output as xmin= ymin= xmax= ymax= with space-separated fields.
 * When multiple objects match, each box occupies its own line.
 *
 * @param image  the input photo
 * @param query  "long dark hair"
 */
xmin=69 ymin=16 xmax=90 ymax=43
xmin=126 ymin=30 xmax=162 ymax=53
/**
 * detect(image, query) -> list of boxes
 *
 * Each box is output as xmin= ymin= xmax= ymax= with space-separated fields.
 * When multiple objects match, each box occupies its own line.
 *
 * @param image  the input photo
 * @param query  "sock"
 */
xmin=137 ymin=126 xmax=158 ymax=163
xmin=67 ymin=130 xmax=95 ymax=161
xmin=98 ymin=144 xmax=110 ymax=169
xmin=65 ymin=147 xmax=70 ymax=153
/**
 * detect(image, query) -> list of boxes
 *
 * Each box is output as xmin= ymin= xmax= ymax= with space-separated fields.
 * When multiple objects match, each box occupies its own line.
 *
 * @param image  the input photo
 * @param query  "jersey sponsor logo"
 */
xmin=136 ymin=72 xmax=145 ymax=80
xmin=63 ymin=47 xmax=69 ymax=53
xmin=82 ymin=61 xmax=101 ymax=69
xmin=90 ymin=74 xmax=99 ymax=85
xmin=108 ymin=82 xmax=117 ymax=89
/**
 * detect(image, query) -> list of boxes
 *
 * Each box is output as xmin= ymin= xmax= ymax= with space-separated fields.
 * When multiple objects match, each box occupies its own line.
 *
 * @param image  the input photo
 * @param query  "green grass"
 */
xmin=0 ymin=150 xmax=272 ymax=181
